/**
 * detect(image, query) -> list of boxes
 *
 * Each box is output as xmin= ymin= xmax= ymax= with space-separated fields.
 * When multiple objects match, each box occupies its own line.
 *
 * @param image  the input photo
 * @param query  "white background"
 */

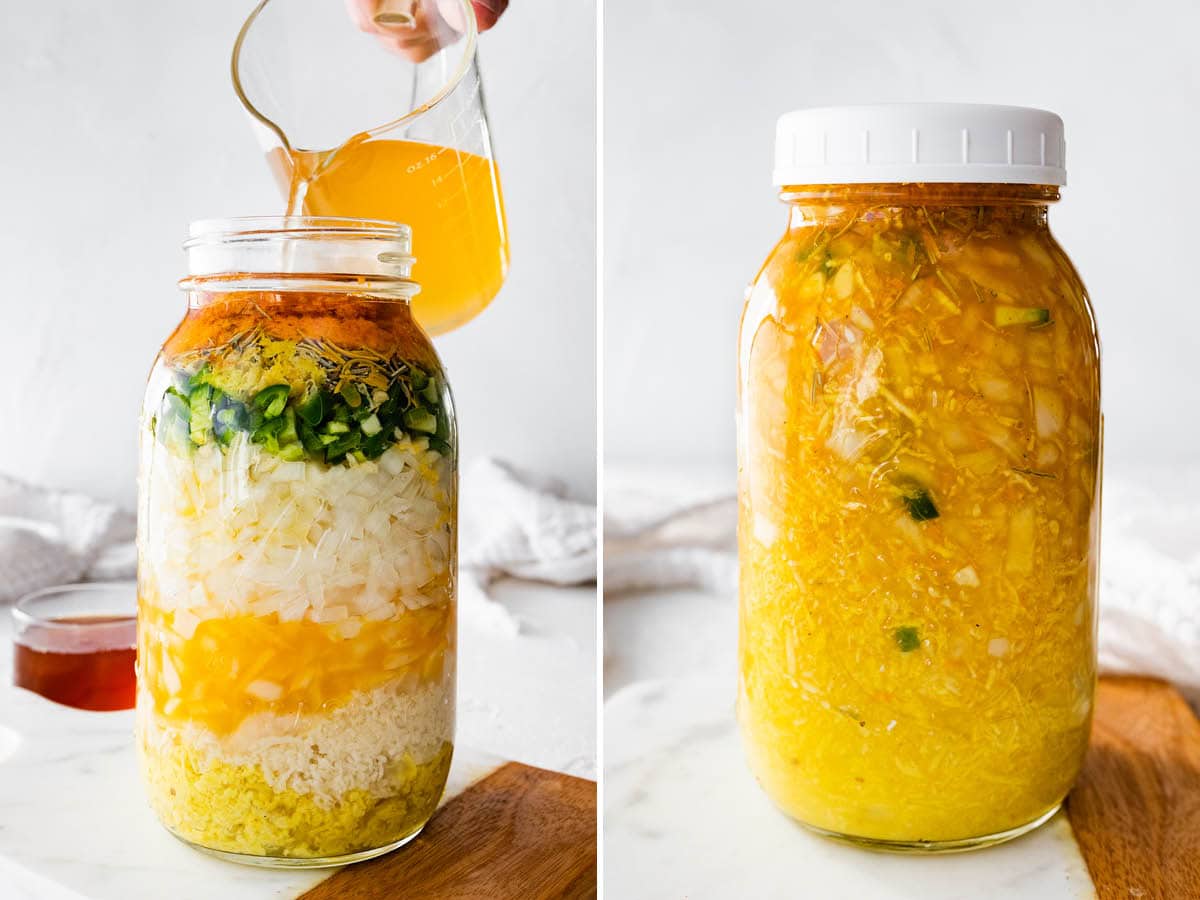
xmin=0 ymin=0 xmax=596 ymax=506
xmin=604 ymin=0 xmax=1200 ymax=478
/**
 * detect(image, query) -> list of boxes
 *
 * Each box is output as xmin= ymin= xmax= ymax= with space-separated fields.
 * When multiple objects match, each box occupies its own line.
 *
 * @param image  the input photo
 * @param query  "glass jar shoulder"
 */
xmin=740 ymin=210 xmax=1100 ymax=402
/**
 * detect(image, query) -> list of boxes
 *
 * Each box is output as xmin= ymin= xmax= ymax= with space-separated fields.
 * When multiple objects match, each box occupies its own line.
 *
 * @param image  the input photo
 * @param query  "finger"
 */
xmin=372 ymin=0 xmax=419 ymax=27
xmin=353 ymin=0 xmax=444 ymax=62
xmin=350 ymin=0 xmax=433 ymax=36
xmin=472 ymin=0 xmax=508 ymax=31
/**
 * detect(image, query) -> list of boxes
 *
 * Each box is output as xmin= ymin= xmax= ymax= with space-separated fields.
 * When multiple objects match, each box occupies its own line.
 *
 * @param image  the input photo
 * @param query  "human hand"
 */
xmin=344 ymin=0 xmax=508 ymax=62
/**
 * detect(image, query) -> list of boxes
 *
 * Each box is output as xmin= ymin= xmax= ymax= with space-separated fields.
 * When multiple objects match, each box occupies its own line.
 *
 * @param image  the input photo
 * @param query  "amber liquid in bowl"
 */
xmin=14 ymin=615 xmax=137 ymax=711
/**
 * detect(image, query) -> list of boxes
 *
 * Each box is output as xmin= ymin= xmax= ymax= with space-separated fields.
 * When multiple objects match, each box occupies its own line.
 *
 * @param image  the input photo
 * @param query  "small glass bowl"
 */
xmin=11 ymin=583 xmax=137 ymax=711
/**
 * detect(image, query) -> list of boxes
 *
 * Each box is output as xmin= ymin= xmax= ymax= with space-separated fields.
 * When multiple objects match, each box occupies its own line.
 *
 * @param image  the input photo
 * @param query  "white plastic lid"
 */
xmin=773 ymin=104 xmax=1066 ymax=187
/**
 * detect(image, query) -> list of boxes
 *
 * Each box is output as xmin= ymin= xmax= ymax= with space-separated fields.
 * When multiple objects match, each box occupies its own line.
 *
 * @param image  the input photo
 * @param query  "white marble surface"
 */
xmin=0 ymin=576 xmax=596 ymax=899
xmin=0 ymin=683 xmax=502 ymax=900
xmin=604 ymin=587 xmax=1097 ymax=900
xmin=458 ymin=579 xmax=597 ymax=778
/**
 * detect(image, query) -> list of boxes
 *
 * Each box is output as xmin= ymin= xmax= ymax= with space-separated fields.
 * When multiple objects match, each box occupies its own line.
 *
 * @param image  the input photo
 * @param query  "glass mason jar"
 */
xmin=136 ymin=217 xmax=457 ymax=866
xmin=737 ymin=106 xmax=1101 ymax=851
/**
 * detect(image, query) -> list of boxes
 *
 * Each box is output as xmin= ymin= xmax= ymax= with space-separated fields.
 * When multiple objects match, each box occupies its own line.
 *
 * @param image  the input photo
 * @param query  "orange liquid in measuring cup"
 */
xmin=271 ymin=137 xmax=509 ymax=336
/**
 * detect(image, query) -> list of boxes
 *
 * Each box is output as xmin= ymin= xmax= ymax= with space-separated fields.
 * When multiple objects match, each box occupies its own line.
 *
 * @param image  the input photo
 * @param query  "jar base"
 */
xmin=166 ymin=822 xmax=427 ymax=869
xmin=797 ymin=803 xmax=1060 ymax=854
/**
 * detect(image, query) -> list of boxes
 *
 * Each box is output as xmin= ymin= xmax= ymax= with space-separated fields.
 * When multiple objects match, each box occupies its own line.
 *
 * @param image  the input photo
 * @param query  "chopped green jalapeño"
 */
xmin=899 ymin=482 xmax=939 ymax=521
xmin=894 ymin=626 xmax=921 ymax=653
xmin=158 ymin=363 xmax=451 ymax=466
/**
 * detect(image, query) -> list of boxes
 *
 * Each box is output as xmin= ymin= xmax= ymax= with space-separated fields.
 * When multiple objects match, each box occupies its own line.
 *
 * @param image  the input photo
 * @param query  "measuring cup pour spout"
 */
xmin=231 ymin=0 xmax=510 ymax=337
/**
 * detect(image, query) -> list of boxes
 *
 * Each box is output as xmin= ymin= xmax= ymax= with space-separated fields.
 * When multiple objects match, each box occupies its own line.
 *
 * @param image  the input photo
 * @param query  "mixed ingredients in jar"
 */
xmin=137 ymin=292 xmax=455 ymax=859
xmin=737 ymin=183 xmax=1101 ymax=844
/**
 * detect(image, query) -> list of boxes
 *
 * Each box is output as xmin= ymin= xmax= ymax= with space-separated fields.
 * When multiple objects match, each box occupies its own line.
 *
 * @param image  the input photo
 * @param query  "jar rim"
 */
xmin=12 ymin=582 xmax=137 ymax=653
xmin=185 ymin=216 xmax=411 ymax=247
xmin=182 ymin=216 xmax=418 ymax=290
xmin=778 ymin=182 xmax=1060 ymax=206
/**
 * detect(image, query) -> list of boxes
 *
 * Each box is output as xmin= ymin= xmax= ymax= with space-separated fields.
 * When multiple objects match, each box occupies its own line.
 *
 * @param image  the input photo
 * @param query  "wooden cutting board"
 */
xmin=1067 ymin=676 xmax=1200 ymax=900
xmin=300 ymin=762 xmax=597 ymax=900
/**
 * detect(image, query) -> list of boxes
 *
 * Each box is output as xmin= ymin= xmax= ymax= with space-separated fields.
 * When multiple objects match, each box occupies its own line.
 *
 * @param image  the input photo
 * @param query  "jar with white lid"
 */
xmin=737 ymin=105 xmax=1101 ymax=851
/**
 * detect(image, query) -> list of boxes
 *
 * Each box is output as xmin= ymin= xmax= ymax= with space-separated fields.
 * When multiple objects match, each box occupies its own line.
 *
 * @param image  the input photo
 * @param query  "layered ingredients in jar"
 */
xmin=137 ymin=292 xmax=455 ymax=860
xmin=737 ymin=185 xmax=1101 ymax=845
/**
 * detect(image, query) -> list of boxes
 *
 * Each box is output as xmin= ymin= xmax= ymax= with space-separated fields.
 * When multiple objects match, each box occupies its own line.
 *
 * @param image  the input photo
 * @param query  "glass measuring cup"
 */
xmin=233 ymin=0 xmax=509 ymax=336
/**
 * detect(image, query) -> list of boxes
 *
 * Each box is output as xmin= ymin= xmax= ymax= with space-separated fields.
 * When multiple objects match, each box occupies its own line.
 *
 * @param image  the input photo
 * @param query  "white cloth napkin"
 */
xmin=604 ymin=463 xmax=1200 ymax=704
xmin=459 ymin=457 xmax=597 ymax=635
xmin=1094 ymin=471 xmax=1200 ymax=700
xmin=0 ymin=474 xmax=136 ymax=604
xmin=0 ymin=457 xmax=597 ymax=636
xmin=604 ymin=462 xmax=736 ymax=595
xmin=460 ymin=457 xmax=597 ymax=585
